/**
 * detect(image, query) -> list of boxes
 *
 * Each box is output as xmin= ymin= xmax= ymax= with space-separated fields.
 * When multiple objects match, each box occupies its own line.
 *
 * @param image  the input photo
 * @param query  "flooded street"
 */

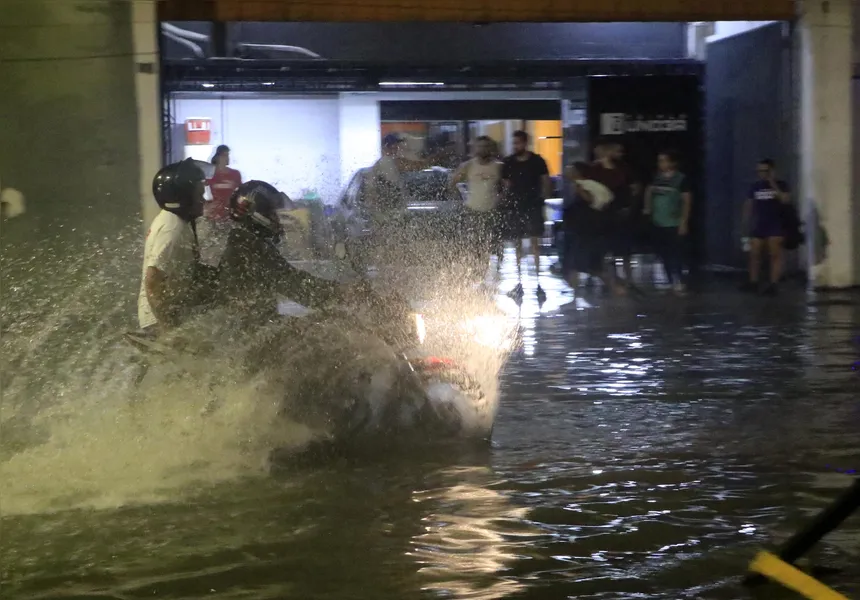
xmin=3 ymin=270 xmax=860 ymax=599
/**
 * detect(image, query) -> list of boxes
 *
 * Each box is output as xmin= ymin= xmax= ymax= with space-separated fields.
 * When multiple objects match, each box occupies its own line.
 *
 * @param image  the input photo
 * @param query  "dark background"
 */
xmin=586 ymin=75 xmax=704 ymax=267
xmin=162 ymin=22 xmax=688 ymax=62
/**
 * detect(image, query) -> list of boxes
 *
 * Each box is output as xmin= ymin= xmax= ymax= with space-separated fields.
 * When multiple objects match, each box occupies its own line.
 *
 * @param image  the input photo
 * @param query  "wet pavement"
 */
xmin=3 ymin=257 xmax=860 ymax=599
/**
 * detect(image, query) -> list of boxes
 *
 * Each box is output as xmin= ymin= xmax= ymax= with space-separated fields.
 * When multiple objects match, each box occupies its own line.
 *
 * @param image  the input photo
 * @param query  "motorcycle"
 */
xmin=123 ymin=301 xmax=495 ymax=461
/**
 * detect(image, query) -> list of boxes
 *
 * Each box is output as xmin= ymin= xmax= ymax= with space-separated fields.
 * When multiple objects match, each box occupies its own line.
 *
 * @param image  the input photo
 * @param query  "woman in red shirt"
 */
xmin=206 ymin=145 xmax=242 ymax=222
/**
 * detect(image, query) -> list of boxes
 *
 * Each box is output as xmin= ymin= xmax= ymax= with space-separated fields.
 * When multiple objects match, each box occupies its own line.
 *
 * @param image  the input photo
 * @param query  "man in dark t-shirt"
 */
xmin=500 ymin=130 xmax=551 ymax=301
xmin=742 ymin=158 xmax=791 ymax=295
xmin=590 ymin=140 xmax=638 ymax=293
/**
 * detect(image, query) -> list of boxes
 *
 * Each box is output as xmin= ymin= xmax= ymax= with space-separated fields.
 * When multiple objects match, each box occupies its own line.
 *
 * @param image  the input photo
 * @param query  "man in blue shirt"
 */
xmin=742 ymin=158 xmax=791 ymax=295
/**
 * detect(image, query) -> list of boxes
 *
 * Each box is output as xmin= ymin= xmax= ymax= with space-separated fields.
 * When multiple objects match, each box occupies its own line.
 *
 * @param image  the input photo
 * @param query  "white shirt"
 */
xmin=463 ymin=158 xmax=502 ymax=212
xmin=137 ymin=210 xmax=197 ymax=329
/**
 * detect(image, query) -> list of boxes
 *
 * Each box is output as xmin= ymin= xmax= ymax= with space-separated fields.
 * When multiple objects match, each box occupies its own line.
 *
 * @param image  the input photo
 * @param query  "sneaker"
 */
xmin=507 ymin=283 xmax=524 ymax=300
xmin=673 ymin=282 xmax=687 ymax=296
xmin=536 ymin=285 xmax=547 ymax=303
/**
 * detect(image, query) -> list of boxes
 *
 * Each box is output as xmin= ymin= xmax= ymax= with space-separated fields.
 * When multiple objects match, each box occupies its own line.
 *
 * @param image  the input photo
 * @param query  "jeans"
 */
xmin=652 ymin=226 xmax=684 ymax=284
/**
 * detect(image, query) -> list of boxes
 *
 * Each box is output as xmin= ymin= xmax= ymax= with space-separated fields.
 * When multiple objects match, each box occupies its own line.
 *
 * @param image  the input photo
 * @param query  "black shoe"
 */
xmin=761 ymin=283 xmax=778 ymax=296
xmin=507 ymin=283 xmax=524 ymax=300
xmin=740 ymin=281 xmax=758 ymax=293
xmin=536 ymin=285 xmax=547 ymax=304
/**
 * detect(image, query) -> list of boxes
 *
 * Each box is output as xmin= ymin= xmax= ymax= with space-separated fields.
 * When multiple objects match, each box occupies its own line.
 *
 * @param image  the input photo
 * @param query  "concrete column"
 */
xmin=0 ymin=1 xmax=141 ymax=247
xmin=132 ymin=1 xmax=163 ymax=229
xmin=798 ymin=0 xmax=854 ymax=288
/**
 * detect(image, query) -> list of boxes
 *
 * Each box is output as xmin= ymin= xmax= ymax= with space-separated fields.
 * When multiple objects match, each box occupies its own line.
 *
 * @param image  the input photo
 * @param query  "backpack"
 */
xmin=780 ymin=202 xmax=804 ymax=250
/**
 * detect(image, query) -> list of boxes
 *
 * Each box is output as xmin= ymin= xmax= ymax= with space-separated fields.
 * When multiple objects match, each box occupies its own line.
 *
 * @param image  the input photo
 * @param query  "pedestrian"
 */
xmin=643 ymin=150 xmax=692 ymax=296
xmin=742 ymin=158 xmax=791 ymax=295
xmin=500 ymin=130 xmax=552 ymax=302
xmin=590 ymin=139 xmax=639 ymax=293
xmin=561 ymin=161 xmax=615 ymax=290
xmin=206 ymin=145 xmax=242 ymax=223
xmin=450 ymin=135 xmax=503 ymax=280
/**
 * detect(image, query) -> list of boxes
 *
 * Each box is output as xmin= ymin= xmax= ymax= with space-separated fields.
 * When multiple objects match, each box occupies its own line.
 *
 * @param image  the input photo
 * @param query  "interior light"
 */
xmin=201 ymin=83 xmax=215 ymax=88
xmin=379 ymin=81 xmax=444 ymax=87
xmin=262 ymin=82 xmax=275 ymax=86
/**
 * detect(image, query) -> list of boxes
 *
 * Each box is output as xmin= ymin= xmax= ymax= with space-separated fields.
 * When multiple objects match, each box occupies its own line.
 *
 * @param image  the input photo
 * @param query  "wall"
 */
xmin=172 ymin=96 xmax=346 ymax=201
xmin=706 ymin=21 xmax=777 ymax=43
xmin=704 ymin=23 xmax=791 ymax=269
xmin=0 ymin=1 xmax=141 ymax=245
xmin=527 ymin=121 xmax=563 ymax=176
xmin=339 ymin=94 xmax=381 ymax=186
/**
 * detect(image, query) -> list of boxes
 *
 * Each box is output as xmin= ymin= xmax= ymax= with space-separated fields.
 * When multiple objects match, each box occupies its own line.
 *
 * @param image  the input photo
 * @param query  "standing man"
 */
xmin=742 ymin=158 xmax=791 ymax=295
xmin=501 ymin=130 xmax=552 ymax=301
xmin=139 ymin=159 xmax=215 ymax=335
xmin=450 ymin=135 xmax=503 ymax=280
xmin=590 ymin=139 xmax=638 ymax=294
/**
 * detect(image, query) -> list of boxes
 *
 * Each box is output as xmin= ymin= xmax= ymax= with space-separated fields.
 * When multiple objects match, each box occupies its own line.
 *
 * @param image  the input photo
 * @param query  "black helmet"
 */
xmin=229 ymin=180 xmax=289 ymax=238
xmin=152 ymin=159 xmax=206 ymax=220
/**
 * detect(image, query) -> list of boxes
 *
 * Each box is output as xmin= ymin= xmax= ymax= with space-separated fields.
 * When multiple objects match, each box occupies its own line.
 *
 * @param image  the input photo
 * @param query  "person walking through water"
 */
xmin=643 ymin=150 xmax=692 ymax=296
xmin=742 ymin=158 xmax=791 ymax=295
xmin=450 ymin=135 xmax=502 ymax=282
xmin=500 ymin=130 xmax=552 ymax=302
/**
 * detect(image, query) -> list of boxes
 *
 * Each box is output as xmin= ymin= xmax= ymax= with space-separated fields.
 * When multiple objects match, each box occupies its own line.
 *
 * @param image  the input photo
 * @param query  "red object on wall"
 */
xmin=185 ymin=118 xmax=212 ymax=145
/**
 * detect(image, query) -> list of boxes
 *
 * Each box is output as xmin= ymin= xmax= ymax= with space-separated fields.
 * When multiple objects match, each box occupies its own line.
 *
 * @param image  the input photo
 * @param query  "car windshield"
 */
xmin=402 ymin=169 xmax=452 ymax=202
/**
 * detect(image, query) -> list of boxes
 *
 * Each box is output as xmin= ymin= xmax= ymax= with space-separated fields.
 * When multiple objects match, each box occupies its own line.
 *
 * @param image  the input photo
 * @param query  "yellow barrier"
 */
xmin=749 ymin=552 xmax=849 ymax=600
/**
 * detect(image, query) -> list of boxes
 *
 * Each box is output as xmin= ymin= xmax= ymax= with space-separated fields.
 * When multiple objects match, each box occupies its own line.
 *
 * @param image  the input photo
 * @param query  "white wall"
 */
xmin=338 ymin=94 xmax=381 ymax=186
xmin=173 ymin=96 xmax=344 ymax=202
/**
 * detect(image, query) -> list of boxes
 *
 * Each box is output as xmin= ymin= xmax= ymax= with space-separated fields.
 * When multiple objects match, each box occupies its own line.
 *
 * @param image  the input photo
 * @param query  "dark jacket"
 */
xmin=218 ymin=228 xmax=344 ymax=318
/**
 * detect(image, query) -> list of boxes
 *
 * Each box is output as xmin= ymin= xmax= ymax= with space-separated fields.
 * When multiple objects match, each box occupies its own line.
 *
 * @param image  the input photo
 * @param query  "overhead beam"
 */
xmin=158 ymin=0 xmax=795 ymax=23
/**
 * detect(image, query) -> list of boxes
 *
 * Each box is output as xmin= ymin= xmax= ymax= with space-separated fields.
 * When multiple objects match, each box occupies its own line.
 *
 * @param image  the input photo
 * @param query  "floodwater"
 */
xmin=2 ymin=258 xmax=860 ymax=599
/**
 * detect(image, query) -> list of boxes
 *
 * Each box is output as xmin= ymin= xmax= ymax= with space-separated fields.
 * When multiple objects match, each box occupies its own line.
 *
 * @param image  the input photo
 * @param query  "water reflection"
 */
xmin=410 ymin=466 xmax=534 ymax=599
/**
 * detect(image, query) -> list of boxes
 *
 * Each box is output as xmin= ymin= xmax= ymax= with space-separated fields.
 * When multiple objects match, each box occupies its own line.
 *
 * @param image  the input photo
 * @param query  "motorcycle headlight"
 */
xmin=413 ymin=313 xmax=427 ymax=345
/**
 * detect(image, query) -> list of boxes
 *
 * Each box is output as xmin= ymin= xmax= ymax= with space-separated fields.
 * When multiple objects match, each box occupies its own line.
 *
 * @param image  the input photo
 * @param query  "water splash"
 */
xmin=0 ymin=221 xmax=517 ymax=516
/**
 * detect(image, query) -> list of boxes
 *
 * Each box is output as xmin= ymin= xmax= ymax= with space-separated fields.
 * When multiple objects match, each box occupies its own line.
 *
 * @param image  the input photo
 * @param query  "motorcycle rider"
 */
xmin=218 ymin=180 xmax=410 ymax=336
xmin=138 ymin=159 xmax=218 ymax=335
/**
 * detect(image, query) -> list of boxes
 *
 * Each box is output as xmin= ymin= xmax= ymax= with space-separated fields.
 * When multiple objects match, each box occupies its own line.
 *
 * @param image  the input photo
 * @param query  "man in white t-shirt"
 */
xmin=450 ymin=135 xmax=503 ymax=278
xmin=138 ymin=159 xmax=213 ymax=333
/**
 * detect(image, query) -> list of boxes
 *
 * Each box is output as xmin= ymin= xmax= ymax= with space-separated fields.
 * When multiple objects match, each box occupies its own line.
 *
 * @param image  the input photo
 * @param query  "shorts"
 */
xmin=499 ymin=207 xmax=544 ymax=241
xmin=751 ymin=221 xmax=784 ymax=239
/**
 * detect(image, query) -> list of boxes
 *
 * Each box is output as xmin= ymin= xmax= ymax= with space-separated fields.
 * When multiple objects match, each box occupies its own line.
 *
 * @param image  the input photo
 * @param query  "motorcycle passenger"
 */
xmin=138 ymin=159 xmax=218 ymax=335
xmin=219 ymin=181 xmax=411 ymax=332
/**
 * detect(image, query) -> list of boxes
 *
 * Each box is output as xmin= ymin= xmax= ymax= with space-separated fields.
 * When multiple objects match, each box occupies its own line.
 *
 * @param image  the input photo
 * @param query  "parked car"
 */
xmin=329 ymin=166 xmax=467 ymax=271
